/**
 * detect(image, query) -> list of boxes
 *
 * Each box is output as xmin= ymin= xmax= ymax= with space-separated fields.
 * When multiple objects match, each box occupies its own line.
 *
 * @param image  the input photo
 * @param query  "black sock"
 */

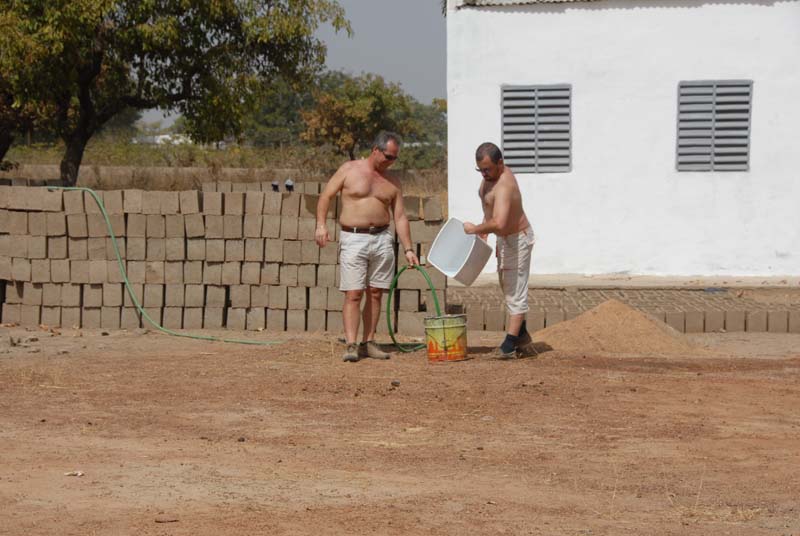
xmin=519 ymin=320 xmax=528 ymax=337
xmin=500 ymin=334 xmax=518 ymax=354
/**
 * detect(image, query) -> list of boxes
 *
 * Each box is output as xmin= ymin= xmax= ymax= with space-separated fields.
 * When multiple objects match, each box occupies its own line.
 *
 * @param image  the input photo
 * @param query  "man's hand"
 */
xmin=463 ymin=221 xmax=478 ymax=235
xmin=315 ymin=224 xmax=330 ymax=247
xmin=405 ymin=249 xmax=420 ymax=266
xmin=479 ymin=233 xmax=488 ymax=242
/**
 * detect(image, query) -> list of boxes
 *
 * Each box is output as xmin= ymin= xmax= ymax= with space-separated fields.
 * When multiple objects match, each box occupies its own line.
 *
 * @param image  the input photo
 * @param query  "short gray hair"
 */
xmin=475 ymin=142 xmax=503 ymax=164
xmin=373 ymin=131 xmax=402 ymax=151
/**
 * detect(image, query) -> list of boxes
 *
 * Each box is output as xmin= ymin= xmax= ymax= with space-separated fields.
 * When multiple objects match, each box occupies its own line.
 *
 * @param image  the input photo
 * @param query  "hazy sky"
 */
xmin=142 ymin=1 xmax=445 ymax=126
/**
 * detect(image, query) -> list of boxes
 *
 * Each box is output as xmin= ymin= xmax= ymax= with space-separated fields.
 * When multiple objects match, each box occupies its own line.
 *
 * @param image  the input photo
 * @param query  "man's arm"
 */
xmin=392 ymin=189 xmax=420 ymax=266
xmin=464 ymin=185 xmax=511 ymax=236
xmin=315 ymin=165 xmax=347 ymax=247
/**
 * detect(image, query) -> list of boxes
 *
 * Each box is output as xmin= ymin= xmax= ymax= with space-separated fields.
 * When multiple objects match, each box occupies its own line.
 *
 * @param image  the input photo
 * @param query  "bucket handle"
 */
xmin=386 ymin=265 xmax=442 ymax=352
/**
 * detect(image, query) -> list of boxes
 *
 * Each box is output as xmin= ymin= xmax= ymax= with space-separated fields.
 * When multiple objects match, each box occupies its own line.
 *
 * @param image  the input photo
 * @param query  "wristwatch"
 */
xmin=404 ymin=248 xmax=414 ymax=254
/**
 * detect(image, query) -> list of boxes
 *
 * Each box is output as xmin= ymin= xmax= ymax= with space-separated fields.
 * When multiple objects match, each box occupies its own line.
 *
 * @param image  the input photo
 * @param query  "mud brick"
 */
xmin=396 ymin=267 xmax=432 ymax=291
xmin=184 ymin=214 xmax=205 ymax=237
xmin=224 ymin=192 xmax=244 ymax=215
xmin=26 ymin=212 xmax=45 ymax=236
xmin=64 ymin=190 xmax=86 ymax=214
xmin=724 ymin=310 xmax=745 ymax=332
xmin=265 ymin=308 xmax=285 ymax=331
xmin=745 ymin=310 xmax=767 ymax=332
xmin=203 ymin=262 xmax=222 ymax=284
xmin=82 ymin=284 xmax=103 ymax=307
xmin=0 ymin=209 xmax=7 ymax=234
xmin=263 ymin=192 xmax=282 ymax=215
xmin=245 ymin=192 xmax=264 ymax=214
xmin=146 ymin=238 xmax=166 ymax=261
xmin=182 ymin=261 xmax=202 ymax=284
xmin=106 ymin=234 xmax=125 ymax=260
xmin=126 ymin=213 xmax=147 ymax=237
xmin=296 ymin=218 xmax=316 ymax=240
xmin=662 ymin=311 xmax=684 ymax=332
xmin=203 ymin=239 xmax=223 ymax=262
xmin=421 ymin=289 xmax=446 ymax=314
xmin=279 ymin=264 xmax=298 ymax=287
xmin=4 ymin=281 xmax=23 ymax=304
xmin=103 ymin=190 xmax=124 ymax=214
xmin=303 ymin=287 xmax=325 ymax=311
xmin=261 ymin=215 xmax=281 ymax=238
xmin=100 ymin=307 xmax=121 ymax=329
xmin=7 ymin=211 xmax=26 ymax=235
xmin=326 ymin=287 xmax=344 ymax=311
xmin=145 ymin=214 xmax=165 ymax=238
xmin=45 ymin=213 xmax=67 ymax=236
xmin=143 ymin=284 xmax=164 ymax=307
xmin=299 ymin=195 xmax=316 ymax=218
xmin=298 ymin=241 xmax=318 ymax=264
xmin=685 ymin=310 xmax=704 ymax=333
xmin=165 ymin=238 xmax=185 ymax=261
xmin=223 ymin=215 xmax=243 ymax=239
xmin=323 ymin=311 xmax=342 ymax=334
xmin=319 ymin=242 xmax=338 ymax=265
xmin=203 ymin=307 xmax=224 ymax=329
xmin=222 ymin=262 xmax=241 ymax=285
xmin=284 ymin=310 xmax=304 ymax=331
xmin=120 ymin=307 xmax=141 ymax=329
xmin=101 ymin=283 xmax=122 ymax=307
xmin=245 ymin=308 xmax=265 ymax=331
xmin=423 ymin=197 xmax=444 ymax=222
xmin=40 ymin=306 xmax=61 ymax=327
xmin=145 ymin=261 xmax=164 ymax=284
xmin=9 ymin=236 xmax=28 ymax=258
xmin=261 ymin=263 xmax=280 ymax=285
xmin=203 ymin=182 xmax=218 ymax=192
xmin=49 ymin=259 xmax=70 ymax=283
xmin=66 ymin=237 xmax=86 ymax=260
xmin=183 ymin=238 xmax=204 ymax=261
xmin=539 ymin=307 xmax=564 ymax=329
xmin=203 ymin=192 xmax=223 ymax=216
xmin=59 ymin=284 xmax=81 ymax=307
xmin=279 ymin=193 xmax=299 ymax=217
xmin=11 ymin=258 xmax=31 ymax=281
xmin=30 ymin=259 xmax=50 ymax=283
xmin=225 ymin=240 xmax=244 ymax=261
xmin=126 ymin=237 xmax=146 ymax=260
xmin=398 ymin=290 xmax=420 ymax=312
xmin=264 ymin=239 xmax=283 ymax=262
xmin=409 ymin=221 xmax=442 ymax=243
xmin=68 ymin=260 xmax=88 ymax=283
xmin=229 ymin=285 xmax=250 ymax=307
xmin=250 ymin=285 xmax=269 ymax=307
xmin=122 ymin=189 xmax=142 ymax=213
xmin=105 ymin=258 xmax=124 ymax=284
xmin=704 ymin=310 xmax=724 ymax=332
xmin=403 ymin=196 xmax=421 ymax=221
xmin=0 ymin=257 xmax=9 ymax=280
xmin=122 ymin=261 xmax=143 ymax=284
xmin=283 ymin=241 xmax=302 ymax=264
xmin=397 ymin=311 xmax=426 ymax=335
xmin=160 ymin=191 xmax=180 ymax=215
xmin=142 ymin=307 xmax=162 ymax=326
xmin=158 ymin=307 xmax=180 ymax=329
xmin=141 ymin=191 xmax=161 ymax=215
xmin=87 ymin=260 xmax=106 ymax=283
xmin=86 ymin=237 xmax=106 ymax=260
xmin=243 ymin=215 xmax=262 ymax=238
xmin=60 ymin=306 xmax=80 ymax=328
xmin=66 ymin=214 xmax=88 ymax=238
xmin=278 ymin=217 xmax=298 ymax=240
xmin=5 ymin=187 xmax=25 ymax=210
xmin=286 ymin=286 xmax=306 ymax=310
xmin=41 ymin=188 xmax=63 ymax=212
xmin=164 ymin=215 xmax=184 ymax=238
xmin=83 ymin=191 xmax=102 ymax=214
xmin=180 ymin=308 xmax=201 ymax=329
xmin=47 ymin=238 xmax=69 ymax=264
xmin=180 ymin=284 xmax=202 ymax=307
xmin=179 ymin=191 xmax=200 ymax=214
xmin=767 ymin=310 xmax=789 ymax=333
xmin=123 ymin=283 xmax=143 ymax=307
xmin=161 ymin=261 xmax=181 ymax=284
xmin=316 ymin=265 xmax=336 ymax=288
xmin=788 ymin=311 xmax=800 ymax=334
xmin=84 ymin=214 xmax=106 ymax=238
xmin=244 ymin=239 xmax=264 ymax=262
xmin=297 ymin=264 xmax=316 ymax=287
xmin=526 ymin=308 xmax=545 ymax=332
xmin=240 ymin=262 xmax=260 ymax=285
xmin=2 ymin=303 xmax=21 ymax=324
xmin=20 ymin=305 xmax=41 ymax=326
xmin=269 ymin=285 xmax=288 ymax=309
xmin=205 ymin=215 xmax=223 ymax=238
xmin=42 ymin=283 xmax=62 ymax=306
xmin=303 ymin=309 xmax=324 ymax=332
xmin=0 ymin=235 xmax=9 ymax=256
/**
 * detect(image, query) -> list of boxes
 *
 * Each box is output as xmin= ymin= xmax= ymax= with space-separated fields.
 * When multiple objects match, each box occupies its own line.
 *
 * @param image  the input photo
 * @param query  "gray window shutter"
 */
xmin=677 ymin=80 xmax=753 ymax=172
xmin=502 ymin=84 xmax=572 ymax=173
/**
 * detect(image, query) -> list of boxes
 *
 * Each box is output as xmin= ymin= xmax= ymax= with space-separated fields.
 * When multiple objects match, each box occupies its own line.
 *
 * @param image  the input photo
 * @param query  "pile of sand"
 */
xmin=536 ymin=299 xmax=706 ymax=356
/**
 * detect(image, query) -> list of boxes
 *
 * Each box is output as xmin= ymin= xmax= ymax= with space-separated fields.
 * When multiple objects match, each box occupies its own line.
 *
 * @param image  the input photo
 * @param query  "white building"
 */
xmin=446 ymin=0 xmax=800 ymax=276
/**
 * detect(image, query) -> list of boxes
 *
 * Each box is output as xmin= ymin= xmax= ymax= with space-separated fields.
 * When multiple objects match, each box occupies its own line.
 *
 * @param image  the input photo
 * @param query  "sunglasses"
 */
xmin=475 ymin=167 xmax=492 ymax=175
xmin=382 ymin=151 xmax=398 ymax=161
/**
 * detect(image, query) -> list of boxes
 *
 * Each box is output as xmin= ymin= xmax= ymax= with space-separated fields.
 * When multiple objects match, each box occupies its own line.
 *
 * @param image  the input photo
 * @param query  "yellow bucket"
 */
xmin=424 ymin=314 xmax=468 ymax=363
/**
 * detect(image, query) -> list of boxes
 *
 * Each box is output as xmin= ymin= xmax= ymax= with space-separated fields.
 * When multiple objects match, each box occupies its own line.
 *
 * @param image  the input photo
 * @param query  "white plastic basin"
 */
xmin=427 ymin=217 xmax=492 ymax=287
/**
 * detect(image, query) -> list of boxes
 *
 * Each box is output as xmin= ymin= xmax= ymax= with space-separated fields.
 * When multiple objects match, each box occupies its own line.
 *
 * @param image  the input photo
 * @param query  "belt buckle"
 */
xmin=368 ymin=225 xmax=376 ymax=234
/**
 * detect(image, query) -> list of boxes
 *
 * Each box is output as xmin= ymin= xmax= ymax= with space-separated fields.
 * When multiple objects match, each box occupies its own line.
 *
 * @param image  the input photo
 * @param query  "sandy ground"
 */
xmin=1 ymin=326 xmax=799 ymax=535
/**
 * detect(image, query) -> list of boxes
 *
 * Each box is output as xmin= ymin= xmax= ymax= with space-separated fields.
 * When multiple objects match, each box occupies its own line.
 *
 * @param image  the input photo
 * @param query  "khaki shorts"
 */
xmin=338 ymin=229 xmax=395 ymax=291
xmin=496 ymin=227 xmax=535 ymax=315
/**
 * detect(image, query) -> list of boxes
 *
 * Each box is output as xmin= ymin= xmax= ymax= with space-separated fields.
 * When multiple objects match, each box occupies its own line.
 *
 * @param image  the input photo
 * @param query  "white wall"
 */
xmin=447 ymin=0 xmax=800 ymax=276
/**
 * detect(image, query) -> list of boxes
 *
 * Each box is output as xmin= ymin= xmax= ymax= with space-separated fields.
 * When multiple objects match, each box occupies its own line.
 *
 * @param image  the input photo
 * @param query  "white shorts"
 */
xmin=496 ymin=227 xmax=535 ymax=315
xmin=338 ymin=229 xmax=395 ymax=291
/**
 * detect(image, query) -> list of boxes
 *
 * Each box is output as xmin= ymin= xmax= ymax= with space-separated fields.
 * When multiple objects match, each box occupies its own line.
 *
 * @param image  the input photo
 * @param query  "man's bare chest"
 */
xmin=345 ymin=176 xmax=396 ymax=203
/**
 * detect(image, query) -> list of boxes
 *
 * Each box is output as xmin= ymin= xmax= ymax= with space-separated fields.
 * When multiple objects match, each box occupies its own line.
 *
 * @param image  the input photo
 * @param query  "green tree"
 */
xmin=300 ymin=72 xmax=420 ymax=160
xmin=0 ymin=0 xmax=349 ymax=185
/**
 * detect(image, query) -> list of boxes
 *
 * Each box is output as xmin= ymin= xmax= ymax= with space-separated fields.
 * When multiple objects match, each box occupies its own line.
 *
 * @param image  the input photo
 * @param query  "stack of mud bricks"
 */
xmin=0 ymin=183 xmax=448 ymax=334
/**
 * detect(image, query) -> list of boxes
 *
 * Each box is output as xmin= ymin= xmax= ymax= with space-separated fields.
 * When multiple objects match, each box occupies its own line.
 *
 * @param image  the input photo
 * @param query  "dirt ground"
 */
xmin=1 ymin=326 xmax=799 ymax=535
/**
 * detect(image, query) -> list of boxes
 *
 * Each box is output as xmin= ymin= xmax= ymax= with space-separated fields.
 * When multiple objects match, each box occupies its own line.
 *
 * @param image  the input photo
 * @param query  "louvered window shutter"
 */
xmin=501 ymin=84 xmax=572 ymax=173
xmin=676 ymin=80 xmax=753 ymax=171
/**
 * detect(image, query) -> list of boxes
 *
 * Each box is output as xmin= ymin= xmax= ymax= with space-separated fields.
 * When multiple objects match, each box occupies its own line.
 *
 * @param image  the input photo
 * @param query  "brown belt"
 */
xmin=340 ymin=224 xmax=390 ymax=235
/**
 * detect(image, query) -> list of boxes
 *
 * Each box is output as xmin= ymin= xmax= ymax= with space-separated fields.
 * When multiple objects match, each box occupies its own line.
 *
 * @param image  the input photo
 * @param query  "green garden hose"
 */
xmin=48 ymin=186 xmax=281 ymax=346
xmin=385 ymin=264 xmax=442 ymax=352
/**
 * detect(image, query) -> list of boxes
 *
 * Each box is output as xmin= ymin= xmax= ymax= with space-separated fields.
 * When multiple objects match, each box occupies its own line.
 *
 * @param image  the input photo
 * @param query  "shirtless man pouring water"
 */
xmin=463 ymin=142 xmax=535 ymax=358
xmin=316 ymin=131 xmax=419 ymax=363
